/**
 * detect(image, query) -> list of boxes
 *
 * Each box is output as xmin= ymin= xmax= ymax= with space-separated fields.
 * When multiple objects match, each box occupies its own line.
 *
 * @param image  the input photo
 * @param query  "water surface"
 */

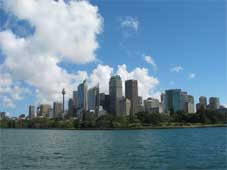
xmin=0 ymin=127 xmax=226 ymax=170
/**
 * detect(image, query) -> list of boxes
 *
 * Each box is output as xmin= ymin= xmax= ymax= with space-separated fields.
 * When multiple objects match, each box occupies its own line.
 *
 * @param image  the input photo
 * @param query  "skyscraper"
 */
xmin=199 ymin=96 xmax=207 ymax=110
xmin=73 ymin=91 xmax=78 ymax=109
xmin=53 ymin=102 xmax=63 ymax=118
xmin=119 ymin=97 xmax=131 ymax=116
xmin=39 ymin=104 xmax=51 ymax=117
xmin=68 ymin=98 xmax=74 ymax=116
xmin=28 ymin=105 xmax=35 ymax=119
xmin=88 ymin=85 xmax=99 ymax=111
xmin=144 ymin=98 xmax=161 ymax=113
xmin=77 ymin=80 xmax=88 ymax=111
xmin=109 ymin=75 xmax=122 ymax=115
xmin=165 ymin=89 xmax=182 ymax=113
xmin=125 ymin=79 xmax=138 ymax=116
xmin=209 ymin=97 xmax=220 ymax=110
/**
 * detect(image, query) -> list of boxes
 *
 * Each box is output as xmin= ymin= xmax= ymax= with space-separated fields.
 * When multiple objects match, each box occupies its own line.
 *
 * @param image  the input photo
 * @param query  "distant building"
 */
xmin=119 ymin=97 xmax=131 ymax=116
xmin=88 ymin=85 xmax=99 ymax=111
xmin=53 ymin=102 xmax=63 ymax=118
xmin=181 ymin=92 xmax=195 ymax=113
xmin=197 ymin=96 xmax=207 ymax=111
xmin=144 ymin=98 xmax=161 ymax=113
xmin=109 ymin=75 xmax=122 ymax=115
xmin=28 ymin=105 xmax=35 ymax=119
xmin=186 ymin=95 xmax=195 ymax=113
xmin=77 ymin=80 xmax=88 ymax=111
xmin=161 ymin=93 xmax=167 ymax=114
xmin=39 ymin=104 xmax=51 ymax=117
xmin=163 ymin=89 xmax=194 ymax=114
xmin=73 ymin=91 xmax=78 ymax=109
xmin=96 ymin=106 xmax=107 ymax=117
xmin=68 ymin=98 xmax=74 ymax=116
xmin=165 ymin=89 xmax=182 ymax=113
xmin=125 ymin=79 xmax=138 ymax=116
xmin=137 ymin=96 xmax=144 ymax=112
xmin=0 ymin=112 xmax=6 ymax=120
xmin=209 ymin=97 xmax=220 ymax=110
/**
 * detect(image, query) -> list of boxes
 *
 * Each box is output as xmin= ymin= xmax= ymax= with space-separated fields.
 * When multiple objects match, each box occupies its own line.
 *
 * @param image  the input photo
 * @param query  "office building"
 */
xmin=68 ymin=98 xmax=74 ymax=116
xmin=144 ymin=98 xmax=161 ymax=113
xmin=119 ymin=97 xmax=131 ymax=116
xmin=28 ymin=105 xmax=35 ymax=119
xmin=39 ymin=104 xmax=51 ymax=117
xmin=73 ymin=91 xmax=78 ymax=109
xmin=186 ymin=95 xmax=195 ymax=113
xmin=109 ymin=75 xmax=122 ymax=115
xmin=209 ymin=97 xmax=220 ymax=110
xmin=164 ymin=89 xmax=182 ymax=113
xmin=53 ymin=102 xmax=63 ymax=118
xmin=88 ymin=85 xmax=99 ymax=111
xmin=125 ymin=79 xmax=138 ymax=116
xmin=0 ymin=112 xmax=6 ymax=120
xmin=199 ymin=96 xmax=207 ymax=110
xmin=77 ymin=80 xmax=88 ymax=111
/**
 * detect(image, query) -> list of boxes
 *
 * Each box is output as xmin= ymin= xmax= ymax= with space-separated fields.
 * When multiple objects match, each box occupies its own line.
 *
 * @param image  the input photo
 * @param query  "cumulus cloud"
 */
xmin=89 ymin=64 xmax=113 ymax=93
xmin=144 ymin=55 xmax=158 ymax=70
xmin=0 ymin=0 xmax=103 ymax=106
xmin=87 ymin=64 xmax=160 ymax=99
xmin=188 ymin=73 xmax=196 ymax=79
xmin=116 ymin=64 xmax=159 ymax=99
xmin=120 ymin=16 xmax=139 ymax=31
xmin=0 ymin=0 xmax=160 ymax=109
xmin=170 ymin=66 xmax=184 ymax=72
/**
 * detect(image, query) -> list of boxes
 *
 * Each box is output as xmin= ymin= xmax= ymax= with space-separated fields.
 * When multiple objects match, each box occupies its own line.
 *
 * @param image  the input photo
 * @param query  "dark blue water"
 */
xmin=0 ymin=127 xmax=226 ymax=170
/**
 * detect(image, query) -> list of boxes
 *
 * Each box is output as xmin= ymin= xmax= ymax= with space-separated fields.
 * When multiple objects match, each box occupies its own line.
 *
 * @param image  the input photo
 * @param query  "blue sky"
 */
xmin=0 ymin=0 xmax=226 ymax=116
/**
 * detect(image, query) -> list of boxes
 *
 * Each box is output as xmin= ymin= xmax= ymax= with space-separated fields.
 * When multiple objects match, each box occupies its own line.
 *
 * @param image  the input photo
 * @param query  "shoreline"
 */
xmin=1 ymin=123 xmax=226 ymax=131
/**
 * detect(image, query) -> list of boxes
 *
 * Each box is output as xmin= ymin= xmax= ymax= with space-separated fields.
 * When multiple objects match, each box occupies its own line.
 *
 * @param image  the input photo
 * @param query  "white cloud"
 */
xmin=3 ymin=0 xmax=103 ymax=64
xmin=89 ymin=64 xmax=113 ymax=93
xmin=2 ymin=96 xmax=16 ymax=109
xmin=188 ymin=73 xmax=196 ymax=79
xmin=144 ymin=55 xmax=158 ymax=70
xmin=0 ymin=0 xmax=160 ymax=109
xmin=120 ymin=16 xmax=139 ymax=31
xmin=117 ymin=64 xmax=160 ymax=99
xmin=0 ymin=0 xmax=103 ymax=106
xmin=170 ymin=66 xmax=184 ymax=72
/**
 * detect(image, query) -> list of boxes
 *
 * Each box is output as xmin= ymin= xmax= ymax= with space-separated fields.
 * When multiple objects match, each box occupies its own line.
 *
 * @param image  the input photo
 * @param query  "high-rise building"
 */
xmin=0 ymin=112 xmax=6 ymax=120
xmin=119 ymin=97 xmax=131 ymax=116
xmin=165 ymin=89 xmax=182 ymax=113
xmin=161 ymin=93 xmax=167 ymax=113
xmin=88 ymin=85 xmax=99 ymax=111
xmin=199 ymin=96 xmax=207 ymax=110
xmin=181 ymin=92 xmax=195 ymax=113
xmin=68 ymin=98 xmax=74 ymax=116
xmin=39 ymin=104 xmax=51 ymax=117
xmin=137 ymin=96 xmax=144 ymax=112
xmin=144 ymin=98 xmax=161 ymax=113
xmin=28 ymin=105 xmax=35 ymax=119
xmin=186 ymin=95 xmax=195 ymax=113
xmin=53 ymin=102 xmax=63 ymax=118
xmin=73 ymin=91 xmax=78 ymax=109
xmin=163 ymin=89 xmax=195 ymax=114
xmin=125 ymin=79 xmax=138 ymax=116
xmin=109 ymin=75 xmax=122 ymax=115
xmin=77 ymin=80 xmax=88 ymax=111
xmin=209 ymin=97 xmax=220 ymax=110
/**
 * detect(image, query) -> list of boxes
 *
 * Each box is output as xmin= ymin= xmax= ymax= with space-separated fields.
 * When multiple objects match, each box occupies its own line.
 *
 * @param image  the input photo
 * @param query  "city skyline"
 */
xmin=0 ymin=0 xmax=226 ymax=116
xmin=1 ymin=75 xmax=226 ymax=119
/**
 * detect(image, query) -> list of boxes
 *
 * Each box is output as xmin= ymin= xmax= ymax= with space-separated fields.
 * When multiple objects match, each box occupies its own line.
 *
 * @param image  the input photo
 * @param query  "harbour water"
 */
xmin=0 ymin=127 xmax=226 ymax=170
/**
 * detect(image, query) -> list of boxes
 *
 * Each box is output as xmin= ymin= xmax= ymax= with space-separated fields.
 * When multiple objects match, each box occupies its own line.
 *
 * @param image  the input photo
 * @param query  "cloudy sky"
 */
xmin=0 ymin=0 xmax=226 ymax=116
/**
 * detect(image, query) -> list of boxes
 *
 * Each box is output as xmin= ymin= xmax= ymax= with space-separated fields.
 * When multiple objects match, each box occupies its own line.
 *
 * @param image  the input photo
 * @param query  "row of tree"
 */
xmin=0 ymin=110 xmax=226 ymax=129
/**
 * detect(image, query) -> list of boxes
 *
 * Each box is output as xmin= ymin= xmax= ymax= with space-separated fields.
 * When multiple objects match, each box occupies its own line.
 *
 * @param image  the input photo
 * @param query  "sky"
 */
xmin=0 ymin=0 xmax=226 ymax=116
